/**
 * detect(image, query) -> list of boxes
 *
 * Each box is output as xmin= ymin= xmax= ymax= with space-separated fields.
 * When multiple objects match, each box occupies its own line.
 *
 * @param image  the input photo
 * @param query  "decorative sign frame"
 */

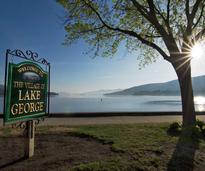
xmin=3 ymin=49 xmax=50 ymax=124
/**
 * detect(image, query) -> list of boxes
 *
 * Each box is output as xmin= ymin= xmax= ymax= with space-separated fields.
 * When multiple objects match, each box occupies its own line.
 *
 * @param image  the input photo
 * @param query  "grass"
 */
xmin=73 ymin=123 xmax=177 ymax=152
xmin=1 ymin=123 xmax=205 ymax=170
xmin=71 ymin=123 xmax=205 ymax=171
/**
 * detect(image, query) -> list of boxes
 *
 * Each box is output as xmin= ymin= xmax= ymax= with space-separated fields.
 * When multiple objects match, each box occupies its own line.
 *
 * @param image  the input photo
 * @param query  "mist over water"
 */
xmin=49 ymin=96 xmax=181 ymax=113
xmin=1 ymin=95 xmax=205 ymax=113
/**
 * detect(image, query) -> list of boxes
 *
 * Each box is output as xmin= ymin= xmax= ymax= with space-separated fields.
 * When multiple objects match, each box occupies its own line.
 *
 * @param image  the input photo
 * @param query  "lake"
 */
xmin=1 ymin=95 xmax=205 ymax=113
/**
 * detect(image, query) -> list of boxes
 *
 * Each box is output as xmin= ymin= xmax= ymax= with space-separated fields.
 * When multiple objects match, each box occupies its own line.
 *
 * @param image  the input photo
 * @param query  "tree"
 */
xmin=57 ymin=0 xmax=205 ymax=127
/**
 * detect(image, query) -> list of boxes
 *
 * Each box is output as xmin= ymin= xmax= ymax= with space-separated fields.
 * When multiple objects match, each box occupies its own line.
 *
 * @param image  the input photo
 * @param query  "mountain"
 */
xmin=105 ymin=75 xmax=205 ymax=96
xmin=79 ymin=89 xmax=122 ymax=97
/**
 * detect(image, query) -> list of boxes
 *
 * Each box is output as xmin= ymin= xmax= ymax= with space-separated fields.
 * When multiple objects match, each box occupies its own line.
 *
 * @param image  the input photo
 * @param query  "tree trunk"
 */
xmin=172 ymin=56 xmax=196 ymax=127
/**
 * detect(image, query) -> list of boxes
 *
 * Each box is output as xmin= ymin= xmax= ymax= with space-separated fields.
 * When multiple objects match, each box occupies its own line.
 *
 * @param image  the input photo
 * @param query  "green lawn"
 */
xmin=71 ymin=123 xmax=205 ymax=171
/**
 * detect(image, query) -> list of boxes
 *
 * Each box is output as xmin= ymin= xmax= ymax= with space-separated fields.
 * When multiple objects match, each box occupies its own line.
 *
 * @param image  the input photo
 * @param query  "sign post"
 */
xmin=24 ymin=120 xmax=35 ymax=158
xmin=3 ymin=49 xmax=50 ymax=158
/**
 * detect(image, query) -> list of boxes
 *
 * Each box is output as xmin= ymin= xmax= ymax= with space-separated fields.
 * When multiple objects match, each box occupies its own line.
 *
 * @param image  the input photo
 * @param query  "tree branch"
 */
xmin=131 ymin=0 xmax=148 ymax=19
xmin=81 ymin=0 xmax=170 ymax=62
xmin=131 ymin=0 xmax=167 ymax=37
xmin=166 ymin=0 xmax=170 ymax=25
xmin=184 ymin=0 xmax=203 ymax=41
xmin=193 ymin=4 xmax=205 ymax=29
xmin=190 ymin=0 xmax=202 ymax=22
xmin=147 ymin=0 xmax=155 ymax=14
xmin=153 ymin=3 xmax=172 ymax=35
xmin=131 ymin=0 xmax=179 ymax=55
xmin=187 ymin=0 xmax=202 ymax=31
xmin=185 ymin=0 xmax=190 ymax=20
xmin=194 ymin=28 xmax=205 ymax=42
xmin=75 ymin=25 xmax=105 ymax=34
xmin=115 ymin=27 xmax=170 ymax=61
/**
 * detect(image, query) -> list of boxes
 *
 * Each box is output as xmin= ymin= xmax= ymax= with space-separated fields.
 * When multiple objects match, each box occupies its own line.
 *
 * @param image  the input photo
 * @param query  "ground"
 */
xmin=1 ymin=122 xmax=205 ymax=171
xmin=0 ymin=127 xmax=116 ymax=171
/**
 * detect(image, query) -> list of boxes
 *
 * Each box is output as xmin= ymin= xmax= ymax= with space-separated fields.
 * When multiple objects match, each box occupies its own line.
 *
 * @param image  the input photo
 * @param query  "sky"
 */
xmin=1 ymin=0 xmax=205 ymax=94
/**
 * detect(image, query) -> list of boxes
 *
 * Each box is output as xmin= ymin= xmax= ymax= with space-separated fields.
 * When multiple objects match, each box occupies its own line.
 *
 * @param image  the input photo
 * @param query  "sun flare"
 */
xmin=191 ymin=42 xmax=204 ymax=59
xmin=194 ymin=96 xmax=205 ymax=105
xmin=194 ymin=96 xmax=205 ymax=111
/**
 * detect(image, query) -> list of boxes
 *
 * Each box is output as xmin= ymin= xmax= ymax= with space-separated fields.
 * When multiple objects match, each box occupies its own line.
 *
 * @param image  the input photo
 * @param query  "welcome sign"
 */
xmin=4 ymin=61 xmax=48 ymax=123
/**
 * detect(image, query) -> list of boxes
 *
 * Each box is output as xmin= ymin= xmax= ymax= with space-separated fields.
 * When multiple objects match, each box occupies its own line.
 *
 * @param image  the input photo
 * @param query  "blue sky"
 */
xmin=1 ymin=0 xmax=205 ymax=93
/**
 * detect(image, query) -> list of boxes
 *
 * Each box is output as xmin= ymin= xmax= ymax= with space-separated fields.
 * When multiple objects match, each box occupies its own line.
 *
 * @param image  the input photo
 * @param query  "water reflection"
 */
xmin=194 ymin=96 xmax=205 ymax=111
xmin=1 ymin=96 xmax=205 ymax=113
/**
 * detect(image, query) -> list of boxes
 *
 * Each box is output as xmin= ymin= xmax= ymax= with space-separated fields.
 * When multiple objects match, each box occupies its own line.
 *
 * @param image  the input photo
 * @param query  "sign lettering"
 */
xmin=4 ymin=62 xmax=48 ymax=123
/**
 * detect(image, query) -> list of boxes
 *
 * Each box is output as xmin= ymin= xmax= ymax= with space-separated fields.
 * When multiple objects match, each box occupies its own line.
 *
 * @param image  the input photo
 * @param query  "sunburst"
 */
xmin=172 ymin=39 xmax=204 ymax=73
xmin=191 ymin=42 xmax=204 ymax=59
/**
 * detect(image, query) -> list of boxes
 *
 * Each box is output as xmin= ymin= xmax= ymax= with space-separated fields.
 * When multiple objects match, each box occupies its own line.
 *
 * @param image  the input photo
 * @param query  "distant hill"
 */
xmin=105 ymin=75 xmax=205 ymax=96
xmin=79 ymin=89 xmax=122 ymax=97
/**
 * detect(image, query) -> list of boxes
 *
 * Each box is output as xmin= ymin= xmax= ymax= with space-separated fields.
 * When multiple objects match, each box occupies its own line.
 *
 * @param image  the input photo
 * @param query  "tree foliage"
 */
xmin=57 ymin=0 xmax=205 ymax=68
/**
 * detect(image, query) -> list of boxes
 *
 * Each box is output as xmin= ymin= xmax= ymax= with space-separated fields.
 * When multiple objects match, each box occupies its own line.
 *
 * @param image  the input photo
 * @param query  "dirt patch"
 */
xmin=0 ymin=132 xmax=117 ymax=171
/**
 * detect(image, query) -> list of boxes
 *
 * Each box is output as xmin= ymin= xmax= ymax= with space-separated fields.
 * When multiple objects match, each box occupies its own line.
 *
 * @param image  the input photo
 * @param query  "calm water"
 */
xmin=1 ymin=95 xmax=205 ymax=113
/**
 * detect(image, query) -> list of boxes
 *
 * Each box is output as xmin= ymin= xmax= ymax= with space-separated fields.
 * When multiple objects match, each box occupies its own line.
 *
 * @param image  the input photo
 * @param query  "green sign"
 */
xmin=4 ymin=61 xmax=48 ymax=123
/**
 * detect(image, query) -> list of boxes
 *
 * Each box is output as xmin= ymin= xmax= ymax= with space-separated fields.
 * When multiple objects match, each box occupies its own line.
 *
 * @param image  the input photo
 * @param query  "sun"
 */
xmin=191 ymin=42 xmax=204 ymax=60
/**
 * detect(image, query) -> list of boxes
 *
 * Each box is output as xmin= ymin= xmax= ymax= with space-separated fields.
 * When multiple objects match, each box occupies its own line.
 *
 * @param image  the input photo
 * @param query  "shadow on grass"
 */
xmin=0 ymin=157 xmax=26 ymax=170
xmin=167 ymin=128 xmax=200 ymax=171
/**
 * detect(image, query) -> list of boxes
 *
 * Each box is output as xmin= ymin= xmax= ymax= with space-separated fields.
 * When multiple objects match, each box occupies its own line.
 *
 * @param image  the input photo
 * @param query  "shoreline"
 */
xmin=1 ymin=111 xmax=205 ymax=118
xmin=1 ymin=114 xmax=205 ymax=126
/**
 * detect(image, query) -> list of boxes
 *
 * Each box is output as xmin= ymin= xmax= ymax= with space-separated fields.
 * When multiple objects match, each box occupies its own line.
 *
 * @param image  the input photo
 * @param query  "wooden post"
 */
xmin=24 ymin=120 xmax=35 ymax=158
